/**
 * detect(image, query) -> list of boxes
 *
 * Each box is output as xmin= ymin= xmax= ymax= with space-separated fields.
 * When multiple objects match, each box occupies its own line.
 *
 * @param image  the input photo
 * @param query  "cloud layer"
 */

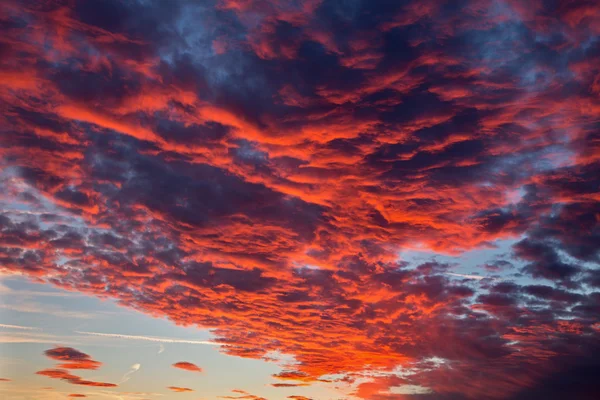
xmin=1 ymin=0 xmax=599 ymax=398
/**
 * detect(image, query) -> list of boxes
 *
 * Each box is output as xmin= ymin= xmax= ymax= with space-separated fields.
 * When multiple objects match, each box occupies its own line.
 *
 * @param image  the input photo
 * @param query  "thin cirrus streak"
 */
xmin=74 ymin=331 xmax=221 ymax=346
xmin=0 ymin=332 xmax=68 ymax=344
xmin=0 ymin=0 xmax=599 ymax=399
xmin=0 ymin=323 xmax=41 ymax=331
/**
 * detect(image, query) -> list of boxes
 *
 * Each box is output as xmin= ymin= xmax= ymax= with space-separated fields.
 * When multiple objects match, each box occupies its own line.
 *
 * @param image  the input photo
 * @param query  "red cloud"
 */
xmin=2 ymin=0 xmax=600 ymax=399
xmin=36 ymin=369 xmax=116 ymax=387
xmin=172 ymin=361 xmax=203 ymax=373
xmin=68 ymin=395 xmax=87 ymax=398
xmin=168 ymin=386 xmax=194 ymax=392
xmin=44 ymin=347 xmax=102 ymax=370
xmin=270 ymin=383 xmax=308 ymax=387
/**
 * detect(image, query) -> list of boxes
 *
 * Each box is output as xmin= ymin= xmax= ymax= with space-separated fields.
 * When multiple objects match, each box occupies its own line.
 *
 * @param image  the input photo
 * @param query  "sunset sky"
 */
xmin=1 ymin=1 xmax=599 ymax=399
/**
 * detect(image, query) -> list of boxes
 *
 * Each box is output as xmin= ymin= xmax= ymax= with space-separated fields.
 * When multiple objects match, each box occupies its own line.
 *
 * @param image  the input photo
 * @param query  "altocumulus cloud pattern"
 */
xmin=0 ymin=0 xmax=600 ymax=399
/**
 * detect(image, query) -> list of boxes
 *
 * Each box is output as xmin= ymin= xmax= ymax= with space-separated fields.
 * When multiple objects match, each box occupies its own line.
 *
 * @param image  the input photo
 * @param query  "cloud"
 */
xmin=167 ymin=386 xmax=194 ymax=393
xmin=36 ymin=369 xmax=117 ymax=388
xmin=445 ymin=273 xmax=486 ymax=281
xmin=0 ymin=332 xmax=68 ymax=344
xmin=119 ymin=363 xmax=141 ymax=384
xmin=172 ymin=362 xmax=203 ymax=373
xmin=270 ymin=383 xmax=308 ymax=388
xmin=74 ymin=331 xmax=220 ymax=346
xmin=1 ymin=0 xmax=600 ymax=399
xmin=37 ymin=347 xmax=116 ymax=388
xmin=0 ymin=323 xmax=40 ymax=330
xmin=219 ymin=389 xmax=266 ymax=400
xmin=44 ymin=347 xmax=102 ymax=370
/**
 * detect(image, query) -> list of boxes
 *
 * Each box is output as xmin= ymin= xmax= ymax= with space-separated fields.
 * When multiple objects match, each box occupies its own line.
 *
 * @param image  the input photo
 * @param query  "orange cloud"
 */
xmin=168 ymin=386 xmax=194 ymax=393
xmin=172 ymin=361 xmax=203 ymax=373
xmin=36 ymin=347 xmax=116 ymax=387
xmin=44 ymin=347 xmax=102 ymax=370
xmin=36 ymin=369 xmax=116 ymax=387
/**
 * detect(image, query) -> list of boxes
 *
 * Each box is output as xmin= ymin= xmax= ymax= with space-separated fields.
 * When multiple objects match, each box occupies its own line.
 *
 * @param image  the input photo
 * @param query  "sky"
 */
xmin=0 ymin=0 xmax=599 ymax=399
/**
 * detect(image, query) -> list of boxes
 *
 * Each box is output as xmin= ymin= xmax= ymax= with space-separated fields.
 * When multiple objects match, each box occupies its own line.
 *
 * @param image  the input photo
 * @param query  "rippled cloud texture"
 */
xmin=1 ymin=0 xmax=600 ymax=399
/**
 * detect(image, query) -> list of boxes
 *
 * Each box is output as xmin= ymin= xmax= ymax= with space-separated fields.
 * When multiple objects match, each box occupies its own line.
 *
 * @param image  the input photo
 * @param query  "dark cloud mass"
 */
xmin=1 ymin=0 xmax=599 ymax=398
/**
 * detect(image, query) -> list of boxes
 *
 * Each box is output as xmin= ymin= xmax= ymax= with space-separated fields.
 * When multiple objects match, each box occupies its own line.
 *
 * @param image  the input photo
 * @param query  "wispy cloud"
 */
xmin=119 ymin=363 xmax=141 ymax=384
xmin=0 ymin=332 xmax=68 ymax=344
xmin=0 ymin=323 xmax=41 ymax=331
xmin=168 ymin=386 xmax=193 ymax=393
xmin=91 ymin=390 xmax=164 ymax=400
xmin=0 ymin=302 xmax=96 ymax=319
xmin=75 ymin=331 xmax=221 ymax=346
xmin=0 ymin=388 xmax=163 ymax=400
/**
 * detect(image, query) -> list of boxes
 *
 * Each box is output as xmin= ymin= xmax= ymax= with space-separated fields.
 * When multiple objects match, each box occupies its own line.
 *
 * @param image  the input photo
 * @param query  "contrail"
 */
xmin=120 ymin=363 xmax=141 ymax=383
xmin=75 ymin=330 xmax=221 ymax=346
xmin=0 ymin=323 xmax=41 ymax=330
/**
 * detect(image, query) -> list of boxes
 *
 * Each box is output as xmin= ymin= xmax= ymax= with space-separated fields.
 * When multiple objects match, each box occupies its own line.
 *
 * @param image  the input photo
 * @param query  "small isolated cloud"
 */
xmin=168 ymin=386 xmax=194 ymax=392
xmin=44 ymin=347 xmax=102 ymax=370
xmin=271 ymin=383 xmax=309 ymax=387
xmin=68 ymin=395 xmax=87 ymax=398
xmin=288 ymin=397 xmax=312 ymax=400
xmin=172 ymin=362 xmax=203 ymax=373
xmin=158 ymin=344 xmax=165 ymax=354
xmin=0 ymin=378 xmax=11 ymax=382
